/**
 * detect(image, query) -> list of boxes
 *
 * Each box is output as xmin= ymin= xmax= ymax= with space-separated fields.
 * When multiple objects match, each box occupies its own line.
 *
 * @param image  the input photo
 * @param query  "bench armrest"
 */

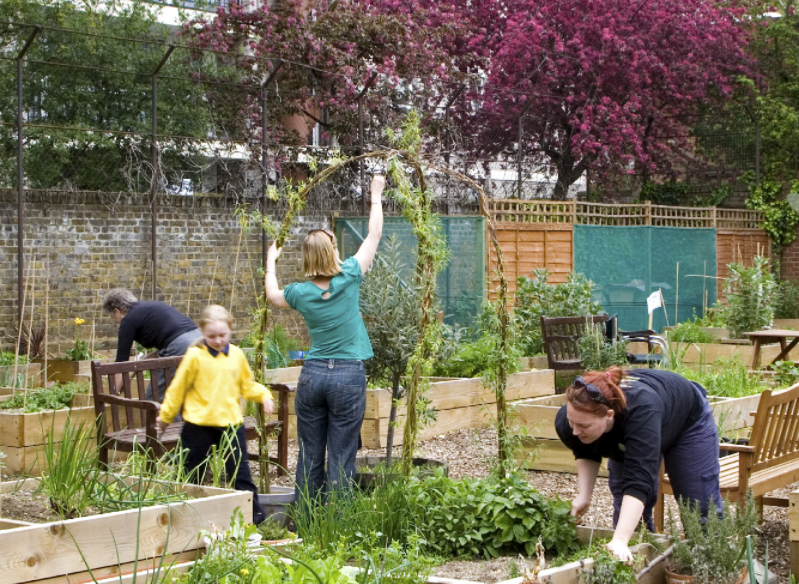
xmin=95 ymin=394 xmax=162 ymax=411
xmin=719 ymin=442 xmax=755 ymax=453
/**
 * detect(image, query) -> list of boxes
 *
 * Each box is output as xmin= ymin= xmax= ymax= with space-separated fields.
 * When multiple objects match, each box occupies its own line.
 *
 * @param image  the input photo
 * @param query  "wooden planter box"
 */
xmin=0 ymin=364 xmax=43 ymax=388
xmin=513 ymin=392 xmax=762 ymax=475
xmin=518 ymin=356 xmax=549 ymax=370
xmin=663 ymin=326 xmax=730 ymax=340
xmin=33 ymin=359 xmax=93 ymax=384
xmin=0 ymin=478 xmax=251 ymax=584
xmin=0 ymin=395 xmax=98 ymax=476
xmin=661 ymin=342 xmax=782 ymax=368
xmin=774 ymin=319 xmax=799 ymax=330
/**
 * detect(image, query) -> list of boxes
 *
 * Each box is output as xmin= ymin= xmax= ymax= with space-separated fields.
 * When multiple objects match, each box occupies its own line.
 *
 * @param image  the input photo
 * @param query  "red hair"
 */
xmin=565 ymin=366 xmax=628 ymax=416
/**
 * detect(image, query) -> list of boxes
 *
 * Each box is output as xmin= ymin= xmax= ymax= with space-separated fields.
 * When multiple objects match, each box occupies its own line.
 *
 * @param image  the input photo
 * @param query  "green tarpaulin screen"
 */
xmin=573 ymin=225 xmax=717 ymax=332
xmin=335 ymin=216 xmax=485 ymax=330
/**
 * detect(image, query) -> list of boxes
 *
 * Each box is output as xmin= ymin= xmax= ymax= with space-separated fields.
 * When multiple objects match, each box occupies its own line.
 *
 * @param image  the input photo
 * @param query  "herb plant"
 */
xmin=0 ymin=352 xmax=29 ymax=367
xmin=514 ymin=269 xmax=602 ymax=357
xmin=669 ymin=357 xmax=765 ymax=398
xmin=722 ymin=256 xmax=777 ymax=338
xmin=669 ymin=495 xmax=758 ymax=584
xmin=0 ymin=382 xmax=89 ymax=413
xmin=666 ymin=319 xmax=718 ymax=344
xmin=577 ymin=325 xmax=628 ymax=371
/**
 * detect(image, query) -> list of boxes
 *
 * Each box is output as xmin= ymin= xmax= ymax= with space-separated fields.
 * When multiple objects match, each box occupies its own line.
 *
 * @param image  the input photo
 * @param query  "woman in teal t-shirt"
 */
xmin=266 ymin=174 xmax=385 ymax=502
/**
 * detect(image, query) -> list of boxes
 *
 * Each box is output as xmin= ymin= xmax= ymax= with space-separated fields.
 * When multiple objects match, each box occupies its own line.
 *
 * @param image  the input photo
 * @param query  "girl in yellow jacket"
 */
xmin=157 ymin=304 xmax=274 ymax=524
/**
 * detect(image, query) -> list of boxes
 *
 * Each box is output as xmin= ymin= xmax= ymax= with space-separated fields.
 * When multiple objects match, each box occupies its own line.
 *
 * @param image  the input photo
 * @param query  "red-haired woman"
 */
xmin=555 ymin=367 xmax=721 ymax=562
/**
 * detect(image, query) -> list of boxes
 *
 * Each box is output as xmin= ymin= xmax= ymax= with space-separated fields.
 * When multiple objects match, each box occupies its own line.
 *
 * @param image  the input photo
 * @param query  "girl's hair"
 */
xmin=565 ymin=366 xmax=628 ymax=416
xmin=102 ymin=288 xmax=137 ymax=315
xmin=197 ymin=304 xmax=234 ymax=331
xmin=303 ymin=230 xmax=343 ymax=278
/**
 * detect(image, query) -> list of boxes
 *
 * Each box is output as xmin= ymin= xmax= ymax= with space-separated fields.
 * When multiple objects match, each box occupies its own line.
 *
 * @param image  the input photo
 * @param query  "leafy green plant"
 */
xmin=65 ymin=317 xmax=91 ymax=361
xmin=639 ymin=180 xmax=689 ymax=206
xmin=669 ymin=495 xmax=758 ymax=584
xmin=514 ymin=269 xmax=602 ymax=356
xmin=666 ymin=319 xmax=718 ymax=344
xmin=772 ymin=360 xmax=799 ymax=387
xmin=691 ymin=184 xmax=731 ymax=208
xmin=582 ymin=547 xmax=637 ymax=584
xmin=577 ymin=325 xmax=628 ymax=371
xmin=408 ymin=470 xmax=578 ymax=559
xmin=723 ymin=255 xmax=777 ymax=338
xmin=775 ymin=279 xmax=799 ymax=320
xmin=257 ymin=516 xmax=294 ymax=542
xmin=0 ymin=352 xmax=29 ymax=367
xmin=0 ymin=382 xmax=89 ymax=413
xmin=744 ymin=175 xmax=799 ymax=249
xmin=669 ymin=357 xmax=765 ymax=398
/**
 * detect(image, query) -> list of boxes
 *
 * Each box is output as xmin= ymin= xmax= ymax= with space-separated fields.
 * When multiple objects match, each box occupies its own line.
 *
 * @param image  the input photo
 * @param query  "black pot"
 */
xmin=354 ymin=456 xmax=449 ymax=489
xmin=258 ymin=486 xmax=296 ymax=527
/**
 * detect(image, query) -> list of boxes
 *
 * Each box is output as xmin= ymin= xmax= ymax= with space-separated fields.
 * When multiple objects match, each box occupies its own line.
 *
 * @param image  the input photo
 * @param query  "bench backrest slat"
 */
xmin=749 ymin=383 xmax=799 ymax=473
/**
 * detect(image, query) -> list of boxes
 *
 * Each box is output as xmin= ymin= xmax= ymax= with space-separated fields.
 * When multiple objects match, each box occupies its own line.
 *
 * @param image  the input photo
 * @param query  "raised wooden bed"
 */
xmin=33 ymin=359 xmax=93 ymax=384
xmin=0 ymin=478 xmax=251 ymax=584
xmin=513 ymin=392 xmax=761 ymax=475
xmin=775 ymin=319 xmax=799 ymax=330
xmin=356 ymin=370 xmax=555 ymax=449
xmin=0 ymin=364 xmax=44 ymax=388
xmin=663 ymin=325 xmax=729 ymax=340
xmin=0 ymin=394 xmax=98 ymax=476
xmin=658 ymin=341 xmax=783 ymax=368
xmin=790 ymin=488 xmax=799 ymax=578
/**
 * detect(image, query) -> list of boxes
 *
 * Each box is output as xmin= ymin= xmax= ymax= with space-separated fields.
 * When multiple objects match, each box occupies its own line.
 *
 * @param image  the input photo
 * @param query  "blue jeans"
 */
xmin=146 ymin=328 xmax=202 ymax=403
xmin=608 ymin=383 xmax=722 ymax=531
xmin=294 ymin=359 xmax=366 ymax=503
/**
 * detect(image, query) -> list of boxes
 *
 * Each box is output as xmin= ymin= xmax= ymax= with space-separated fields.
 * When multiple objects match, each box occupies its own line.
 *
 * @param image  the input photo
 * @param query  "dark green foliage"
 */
xmin=723 ymin=256 xmax=777 ymax=338
xmin=432 ymin=334 xmax=495 ymax=378
xmin=639 ymin=181 xmax=689 ymax=206
xmin=582 ymin=547 xmax=637 ymax=584
xmin=744 ymin=176 xmax=799 ymax=249
xmin=241 ymin=324 xmax=303 ymax=369
xmin=515 ymin=269 xmax=602 ymax=357
xmin=0 ymin=352 xmax=29 ymax=367
xmin=776 ymin=279 xmax=799 ymax=319
xmin=408 ymin=471 xmax=578 ymax=559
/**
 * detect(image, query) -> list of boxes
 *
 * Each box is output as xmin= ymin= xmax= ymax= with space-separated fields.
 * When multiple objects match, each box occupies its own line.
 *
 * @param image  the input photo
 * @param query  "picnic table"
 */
xmin=744 ymin=329 xmax=799 ymax=369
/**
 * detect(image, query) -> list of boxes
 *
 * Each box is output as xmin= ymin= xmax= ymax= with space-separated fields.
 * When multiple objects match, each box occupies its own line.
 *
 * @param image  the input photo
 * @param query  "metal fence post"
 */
xmin=16 ymin=26 xmax=40 ymax=326
xmin=150 ymin=45 xmax=175 ymax=301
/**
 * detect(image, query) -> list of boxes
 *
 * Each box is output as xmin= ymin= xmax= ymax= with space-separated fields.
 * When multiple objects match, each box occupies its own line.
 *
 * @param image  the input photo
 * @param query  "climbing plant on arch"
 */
xmin=252 ymin=115 xmax=517 ymax=474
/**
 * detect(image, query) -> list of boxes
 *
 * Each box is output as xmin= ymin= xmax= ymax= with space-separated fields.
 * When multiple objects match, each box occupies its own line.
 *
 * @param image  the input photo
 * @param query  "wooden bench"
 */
xmin=540 ymin=315 xmax=610 ymax=370
xmin=90 ymin=357 xmax=292 ymax=476
xmin=654 ymin=382 xmax=799 ymax=532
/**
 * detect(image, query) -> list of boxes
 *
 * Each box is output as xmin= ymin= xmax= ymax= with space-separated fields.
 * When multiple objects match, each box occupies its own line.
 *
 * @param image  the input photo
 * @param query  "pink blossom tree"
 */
xmin=455 ymin=0 xmax=752 ymax=199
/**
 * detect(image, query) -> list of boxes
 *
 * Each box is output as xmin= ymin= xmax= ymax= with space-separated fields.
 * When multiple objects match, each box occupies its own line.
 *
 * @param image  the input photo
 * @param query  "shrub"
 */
xmin=775 ymin=279 xmax=799 ymax=320
xmin=515 ymin=269 xmax=602 ymax=356
xmin=577 ymin=325 xmax=628 ymax=370
xmin=722 ymin=256 xmax=777 ymax=338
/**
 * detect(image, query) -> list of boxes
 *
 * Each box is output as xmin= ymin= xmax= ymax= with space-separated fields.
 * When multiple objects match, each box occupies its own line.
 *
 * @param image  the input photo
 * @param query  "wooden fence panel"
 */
xmin=716 ymin=229 xmax=772 ymax=300
xmin=487 ymin=223 xmax=573 ymax=300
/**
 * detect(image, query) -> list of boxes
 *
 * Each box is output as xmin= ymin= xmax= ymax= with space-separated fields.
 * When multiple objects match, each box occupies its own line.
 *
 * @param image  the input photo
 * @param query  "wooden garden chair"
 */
xmin=90 ymin=357 xmax=292 ymax=475
xmin=540 ymin=315 xmax=611 ymax=370
xmin=654 ymin=382 xmax=799 ymax=532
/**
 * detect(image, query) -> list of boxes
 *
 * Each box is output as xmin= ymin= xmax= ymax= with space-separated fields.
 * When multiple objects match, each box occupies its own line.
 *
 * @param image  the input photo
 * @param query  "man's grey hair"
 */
xmin=102 ymin=288 xmax=138 ymax=315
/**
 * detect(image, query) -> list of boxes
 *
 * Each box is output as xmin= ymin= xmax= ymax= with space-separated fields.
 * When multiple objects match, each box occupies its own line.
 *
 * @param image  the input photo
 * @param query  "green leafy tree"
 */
xmin=0 ymin=0 xmax=211 ymax=191
xmin=360 ymin=235 xmax=423 ymax=466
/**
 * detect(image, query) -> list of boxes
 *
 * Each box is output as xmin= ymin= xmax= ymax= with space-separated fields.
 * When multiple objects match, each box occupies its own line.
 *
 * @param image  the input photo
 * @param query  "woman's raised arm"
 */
xmin=354 ymin=174 xmax=385 ymax=274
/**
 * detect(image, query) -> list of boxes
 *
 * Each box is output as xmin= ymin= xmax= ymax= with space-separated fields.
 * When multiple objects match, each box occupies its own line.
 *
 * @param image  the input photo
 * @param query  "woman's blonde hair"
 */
xmin=303 ymin=230 xmax=342 ymax=277
xmin=193 ymin=305 xmax=234 ymax=345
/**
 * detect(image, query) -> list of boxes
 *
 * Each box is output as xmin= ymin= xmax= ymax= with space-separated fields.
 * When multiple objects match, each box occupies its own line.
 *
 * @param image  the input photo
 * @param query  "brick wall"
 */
xmin=0 ymin=189 xmax=342 ymax=356
xmin=780 ymin=225 xmax=799 ymax=282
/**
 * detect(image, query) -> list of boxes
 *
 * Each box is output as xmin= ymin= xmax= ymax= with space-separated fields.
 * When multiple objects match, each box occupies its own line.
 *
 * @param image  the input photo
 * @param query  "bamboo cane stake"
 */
xmin=187 ymin=279 xmax=193 ymax=318
xmin=208 ymin=255 xmax=220 ymax=304
xmin=23 ymin=254 xmax=37 ymax=406
xmin=13 ymin=255 xmax=32 ymax=397
xmin=229 ymin=220 xmax=245 ymax=315
xmin=44 ymin=257 xmax=49 ymax=387
xmin=139 ymin=263 xmax=148 ymax=301
xmin=675 ymin=262 xmax=679 ymax=324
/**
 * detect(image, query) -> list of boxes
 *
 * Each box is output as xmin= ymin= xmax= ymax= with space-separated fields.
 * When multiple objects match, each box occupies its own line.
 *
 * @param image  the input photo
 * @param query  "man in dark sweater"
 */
xmin=102 ymin=288 xmax=201 ymax=402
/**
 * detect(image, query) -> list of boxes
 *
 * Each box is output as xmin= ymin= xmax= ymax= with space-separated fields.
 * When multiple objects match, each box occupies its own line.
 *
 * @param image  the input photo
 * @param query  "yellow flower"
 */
xmin=240 ymin=568 xmax=249 ymax=575
xmin=74 ymin=317 xmax=85 ymax=325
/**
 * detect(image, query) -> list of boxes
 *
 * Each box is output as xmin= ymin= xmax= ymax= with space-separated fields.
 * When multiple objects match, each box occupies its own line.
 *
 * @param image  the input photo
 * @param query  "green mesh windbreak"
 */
xmin=335 ymin=216 xmax=486 ymax=330
xmin=573 ymin=225 xmax=717 ymax=332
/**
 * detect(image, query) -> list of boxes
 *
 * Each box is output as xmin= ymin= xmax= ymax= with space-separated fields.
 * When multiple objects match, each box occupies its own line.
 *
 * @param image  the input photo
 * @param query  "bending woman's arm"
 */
xmin=265 ymin=242 xmax=289 ymax=308
xmin=354 ymin=174 xmax=385 ymax=274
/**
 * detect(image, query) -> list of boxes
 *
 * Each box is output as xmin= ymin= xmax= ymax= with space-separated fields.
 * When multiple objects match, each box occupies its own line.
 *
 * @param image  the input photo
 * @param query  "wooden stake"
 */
xmin=208 ymin=255 xmax=220 ymax=305
xmin=675 ymin=262 xmax=679 ymax=324
xmin=24 ymin=254 xmax=37 ymax=406
xmin=139 ymin=264 xmax=148 ymax=301
xmin=702 ymin=260 xmax=707 ymax=315
xmin=44 ymin=257 xmax=49 ymax=387
xmin=12 ymin=257 xmax=32 ymax=397
xmin=230 ymin=222 xmax=245 ymax=315
xmin=661 ymin=289 xmax=669 ymax=328
xmin=187 ymin=279 xmax=193 ymax=318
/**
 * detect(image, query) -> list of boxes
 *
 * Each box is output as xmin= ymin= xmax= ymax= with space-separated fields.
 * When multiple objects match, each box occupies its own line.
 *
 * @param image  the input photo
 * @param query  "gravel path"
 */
xmin=255 ymin=427 xmax=792 ymax=583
